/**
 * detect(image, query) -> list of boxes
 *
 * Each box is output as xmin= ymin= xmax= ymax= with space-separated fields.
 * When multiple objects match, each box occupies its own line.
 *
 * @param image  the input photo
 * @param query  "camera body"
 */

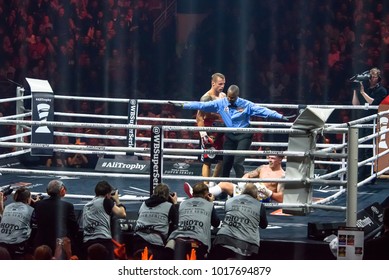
xmin=56 ymin=238 xmax=64 ymax=246
xmin=0 ymin=185 xmax=13 ymax=196
xmin=353 ymin=73 xmax=371 ymax=82
xmin=31 ymin=193 xmax=44 ymax=200
xmin=111 ymin=188 xmax=118 ymax=196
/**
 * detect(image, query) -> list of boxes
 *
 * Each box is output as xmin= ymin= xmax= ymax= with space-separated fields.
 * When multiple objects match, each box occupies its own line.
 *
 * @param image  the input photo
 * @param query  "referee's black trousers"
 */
xmin=222 ymin=132 xmax=253 ymax=178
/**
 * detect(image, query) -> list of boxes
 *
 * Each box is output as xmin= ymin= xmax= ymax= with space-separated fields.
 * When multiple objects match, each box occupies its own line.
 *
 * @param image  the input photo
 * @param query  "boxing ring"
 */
xmin=1 ymin=78 xmax=389 ymax=259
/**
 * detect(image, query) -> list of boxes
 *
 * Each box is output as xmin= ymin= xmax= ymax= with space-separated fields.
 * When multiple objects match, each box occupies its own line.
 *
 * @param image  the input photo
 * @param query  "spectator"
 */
xmin=53 ymin=236 xmax=78 ymax=260
xmin=209 ymin=183 xmax=268 ymax=260
xmin=0 ymin=246 xmax=11 ymax=260
xmin=45 ymin=135 xmax=72 ymax=168
xmin=33 ymin=244 xmax=53 ymax=260
xmin=32 ymin=180 xmax=79 ymax=254
xmin=82 ymin=180 xmax=126 ymax=259
xmin=87 ymin=242 xmax=109 ymax=260
xmin=166 ymin=182 xmax=220 ymax=260
xmin=68 ymin=135 xmax=89 ymax=168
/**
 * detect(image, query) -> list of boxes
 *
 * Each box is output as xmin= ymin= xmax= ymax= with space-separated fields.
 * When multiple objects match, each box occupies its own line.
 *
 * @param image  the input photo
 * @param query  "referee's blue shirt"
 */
xmin=183 ymin=97 xmax=283 ymax=128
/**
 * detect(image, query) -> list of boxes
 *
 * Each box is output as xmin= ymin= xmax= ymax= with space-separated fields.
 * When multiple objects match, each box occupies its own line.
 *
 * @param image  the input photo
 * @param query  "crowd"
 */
xmin=1 ymin=0 xmax=389 ymax=142
xmin=1 ymin=1 xmax=389 ymax=104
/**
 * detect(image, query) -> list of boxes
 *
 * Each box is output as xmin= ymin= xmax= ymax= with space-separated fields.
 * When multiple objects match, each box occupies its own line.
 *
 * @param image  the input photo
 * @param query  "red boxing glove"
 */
xmin=200 ymin=131 xmax=214 ymax=148
xmin=202 ymin=135 xmax=214 ymax=146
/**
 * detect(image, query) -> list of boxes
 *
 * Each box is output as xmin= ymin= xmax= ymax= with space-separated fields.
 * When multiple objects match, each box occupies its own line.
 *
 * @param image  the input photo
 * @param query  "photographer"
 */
xmin=82 ymin=181 xmax=126 ymax=259
xmin=0 ymin=187 xmax=36 ymax=259
xmin=133 ymin=183 xmax=178 ymax=259
xmin=351 ymin=67 xmax=388 ymax=181
xmin=166 ymin=182 xmax=220 ymax=260
xmin=352 ymin=68 xmax=387 ymax=106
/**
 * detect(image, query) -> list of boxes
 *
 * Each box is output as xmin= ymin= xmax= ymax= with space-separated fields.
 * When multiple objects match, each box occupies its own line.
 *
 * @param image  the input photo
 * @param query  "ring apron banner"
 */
xmin=26 ymin=78 xmax=54 ymax=156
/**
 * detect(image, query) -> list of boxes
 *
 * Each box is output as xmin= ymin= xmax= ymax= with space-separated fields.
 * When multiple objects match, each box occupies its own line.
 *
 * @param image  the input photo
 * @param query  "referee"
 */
xmin=172 ymin=85 xmax=294 ymax=178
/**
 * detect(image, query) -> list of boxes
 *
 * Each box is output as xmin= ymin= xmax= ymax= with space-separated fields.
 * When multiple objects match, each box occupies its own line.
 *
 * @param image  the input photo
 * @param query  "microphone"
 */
xmin=7 ymin=78 xmax=23 ymax=87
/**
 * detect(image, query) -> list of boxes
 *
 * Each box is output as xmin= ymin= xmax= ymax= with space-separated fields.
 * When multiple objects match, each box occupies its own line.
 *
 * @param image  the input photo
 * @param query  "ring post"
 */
xmin=15 ymin=86 xmax=25 ymax=151
xmin=26 ymin=78 xmax=54 ymax=156
xmin=283 ymin=107 xmax=334 ymax=215
xmin=346 ymin=126 xmax=358 ymax=227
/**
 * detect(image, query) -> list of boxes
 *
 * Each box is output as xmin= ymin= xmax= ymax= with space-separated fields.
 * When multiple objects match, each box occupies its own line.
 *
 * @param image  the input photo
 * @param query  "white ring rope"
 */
xmin=54 ymin=95 xmax=129 ymax=103
xmin=54 ymin=131 xmax=126 ymax=141
xmin=162 ymin=125 xmax=302 ymax=134
xmin=55 ymin=112 xmax=127 ymax=121
xmin=0 ymin=118 xmax=301 ymax=135
xmin=2 ymin=93 xmax=381 ymax=111
xmin=0 ymin=140 xmax=343 ymax=160
xmin=0 ymin=95 xmax=31 ymax=103
xmin=0 ymin=167 xmax=150 ymax=179
xmin=0 ymin=132 xmax=31 ymax=142
xmin=0 ymin=112 xmax=32 ymax=120
xmin=0 ymin=149 xmax=31 ymax=160
xmin=0 ymin=166 xmax=345 ymax=188
xmin=0 ymin=119 xmax=152 ymax=130
xmin=138 ymin=116 xmax=196 ymax=124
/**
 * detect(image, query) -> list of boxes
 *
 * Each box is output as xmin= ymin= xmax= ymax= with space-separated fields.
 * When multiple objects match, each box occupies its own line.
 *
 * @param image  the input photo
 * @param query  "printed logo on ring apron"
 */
xmin=127 ymin=99 xmax=138 ymax=154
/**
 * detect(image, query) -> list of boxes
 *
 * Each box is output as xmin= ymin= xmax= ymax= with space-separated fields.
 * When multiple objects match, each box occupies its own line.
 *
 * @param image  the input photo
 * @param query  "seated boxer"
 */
xmin=184 ymin=154 xmax=285 ymax=202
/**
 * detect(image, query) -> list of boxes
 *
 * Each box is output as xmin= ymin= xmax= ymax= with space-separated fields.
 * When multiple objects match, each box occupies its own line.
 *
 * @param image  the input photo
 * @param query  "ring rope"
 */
xmin=162 ymin=125 xmax=303 ymax=135
xmin=0 ymin=167 xmax=150 ymax=179
xmin=0 ymin=132 xmax=31 ymax=142
xmin=0 ymin=119 xmax=152 ymax=130
xmin=0 ymin=165 xmax=345 ymax=187
xmin=54 ymin=95 xmax=130 ymax=103
xmin=0 ymin=141 xmax=309 ymax=157
xmin=0 ymin=142 xmax=149 ymax=153
xmin=0 ymin=95 xmax=31 ymax=103
xmin=0 ymin=118 xmax=297 ymax=134
xmin=317 ymin=167 xmax=347 ymax=180
xmin=0 ymin=149 xmax=31 ymax=160
xmin=138 ymin=116 xmax=196 ymax=124
xmin=55 ymin=112 xmax=127 ymax=121
xmin=0 ymin=139 xmax=347 ymax=163
xmin=55 ymin=131 xmax=126 ymax=141
xmin=0 ymin=112 xmax=32 ymax=120
xmin=4 ymin=93 xmax=381 ymax=111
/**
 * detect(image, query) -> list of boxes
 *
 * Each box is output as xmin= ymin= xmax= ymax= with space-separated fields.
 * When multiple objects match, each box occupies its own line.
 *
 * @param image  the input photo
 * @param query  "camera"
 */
xmin=350 ymin=71 xmax=371 ymax=82
xmin=56 ymin=238 xmax=64 ymax=246
xmin=31 ymin=193 xmax=43 ymax=200
xmin=0 ymin=185 xmax=13 ymax=196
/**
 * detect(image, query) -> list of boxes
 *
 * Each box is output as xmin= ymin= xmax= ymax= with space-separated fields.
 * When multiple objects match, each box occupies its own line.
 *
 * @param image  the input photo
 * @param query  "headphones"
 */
xmin=370 ymin=67 xmax=382 ymax=82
